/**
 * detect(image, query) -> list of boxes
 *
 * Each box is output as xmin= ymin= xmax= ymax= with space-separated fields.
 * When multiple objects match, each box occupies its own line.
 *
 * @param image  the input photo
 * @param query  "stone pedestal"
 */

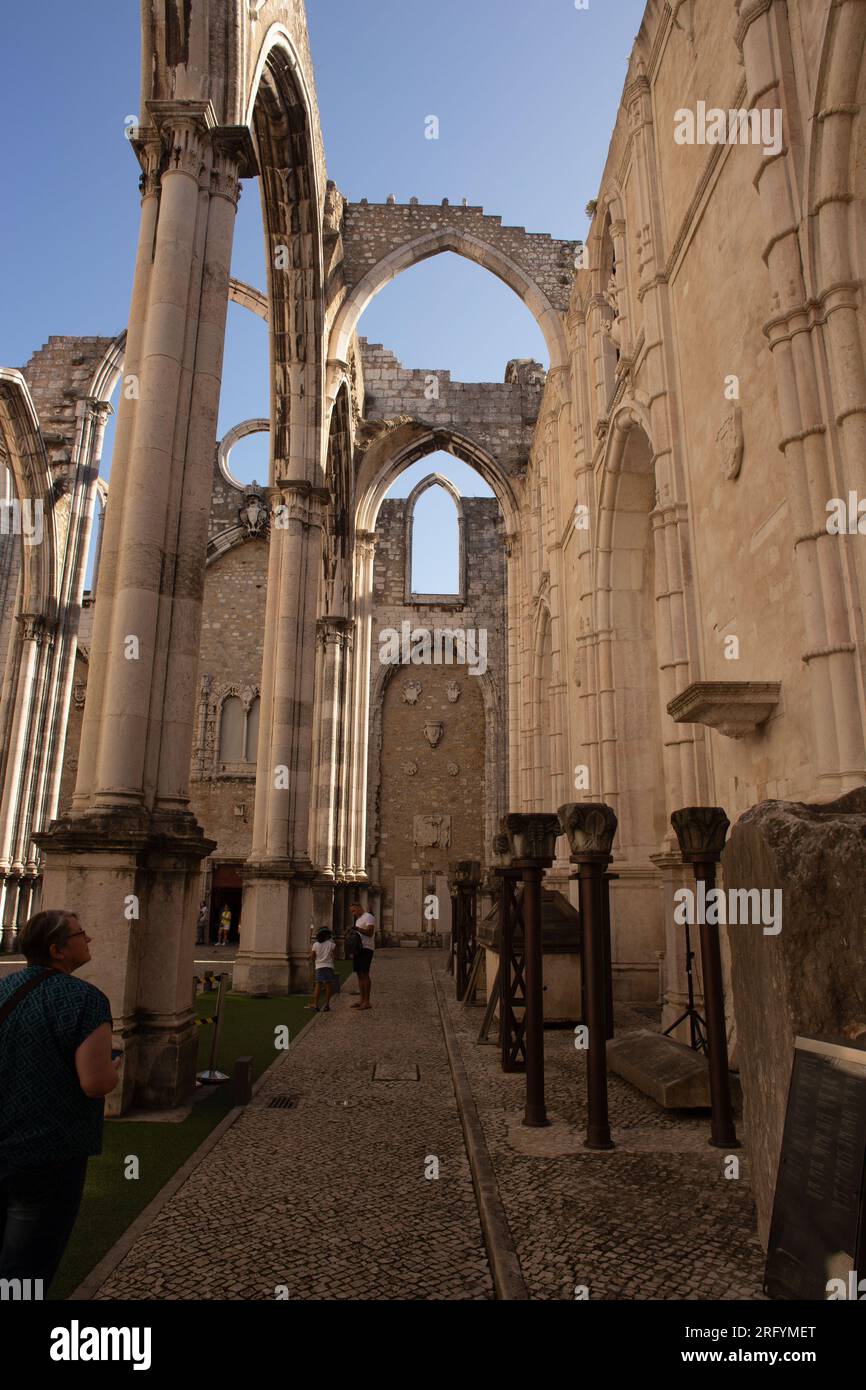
xmin=35 ymin=809 xmax=214 ymax=1112
xmin=722 ymin=790 xmax=866 ymax=1246
xmin=234 ymin=864 xmax=315 ymax=996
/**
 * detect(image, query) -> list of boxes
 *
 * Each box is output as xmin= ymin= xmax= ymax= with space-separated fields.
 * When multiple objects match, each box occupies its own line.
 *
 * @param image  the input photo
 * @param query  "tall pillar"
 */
xmin=35 ymin=103 xmax=253 ymax=1110
xmin=738 ymin=0 xmax=866 ymax=792
xmin=235 ymin=481 xmax=330 ymax=996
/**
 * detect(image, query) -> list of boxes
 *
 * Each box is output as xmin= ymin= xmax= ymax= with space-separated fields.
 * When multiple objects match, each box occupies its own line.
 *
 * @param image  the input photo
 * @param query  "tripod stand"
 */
xmin=663 ymin=919 xmax=707 ymax=1053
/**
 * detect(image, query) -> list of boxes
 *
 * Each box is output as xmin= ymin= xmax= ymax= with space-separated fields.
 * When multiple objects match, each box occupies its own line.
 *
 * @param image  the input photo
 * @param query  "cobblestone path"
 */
xmin=440 ymin=966 xmax=766 ymax=1301
xmin=95 ymin=950 xmax=493 ymax=1300
xmin=92 ymin=949 xmax=765 ymax=1302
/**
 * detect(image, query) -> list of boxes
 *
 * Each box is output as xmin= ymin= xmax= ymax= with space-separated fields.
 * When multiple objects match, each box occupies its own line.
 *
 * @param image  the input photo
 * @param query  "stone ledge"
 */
xmin=667 ymin=681 xmax=781 ymax=739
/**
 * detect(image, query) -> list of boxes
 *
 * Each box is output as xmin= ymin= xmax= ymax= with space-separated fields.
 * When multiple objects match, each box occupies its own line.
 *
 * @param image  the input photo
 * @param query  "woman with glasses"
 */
xmin=0 ymin=910 xmax=120 ymax=1292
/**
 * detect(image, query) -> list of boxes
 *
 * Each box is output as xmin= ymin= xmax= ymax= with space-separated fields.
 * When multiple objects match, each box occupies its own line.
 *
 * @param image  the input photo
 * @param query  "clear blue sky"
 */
xmin=0 ymin=0 xmax=645 ymax=581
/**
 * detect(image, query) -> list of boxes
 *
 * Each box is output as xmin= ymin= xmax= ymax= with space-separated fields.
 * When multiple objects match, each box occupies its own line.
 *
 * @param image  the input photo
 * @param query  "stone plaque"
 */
xmin=413 ymin=814 xmax=451 ymax=849
xmin=765 ymin=1036 xmax=866 ymax=1301
xmin=393 ymin=875 xmax=423 ymax=936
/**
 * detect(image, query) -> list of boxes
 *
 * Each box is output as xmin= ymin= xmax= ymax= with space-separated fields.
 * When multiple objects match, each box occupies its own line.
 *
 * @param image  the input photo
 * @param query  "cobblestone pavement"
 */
xmin=94 ymin=950 xmax=493 ymax=1300
xmin=92 ymin=949 xmax=764 ymax=1301
xmin=440 ymin=961 xmax=766 ymax=1302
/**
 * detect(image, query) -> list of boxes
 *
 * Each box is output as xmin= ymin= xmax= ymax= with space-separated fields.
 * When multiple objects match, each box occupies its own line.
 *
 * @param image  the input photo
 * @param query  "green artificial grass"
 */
xmin=50 ymin=960 xmax=353 ymax=1301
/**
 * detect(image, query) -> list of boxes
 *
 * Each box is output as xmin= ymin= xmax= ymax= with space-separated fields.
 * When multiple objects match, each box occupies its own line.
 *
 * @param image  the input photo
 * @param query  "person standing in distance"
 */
xmin=349 ymin=903 xmax=376 ymax=1011
xmin=0 ymin=911 xmax=120 ymax=1292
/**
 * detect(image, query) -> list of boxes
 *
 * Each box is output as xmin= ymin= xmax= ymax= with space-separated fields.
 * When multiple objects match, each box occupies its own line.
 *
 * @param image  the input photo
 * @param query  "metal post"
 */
xmin=503 ymin=814 xmax=559 ymax=1129
xmin=671 ymin=808 xmax=740 ymax=1150
xmin=450 ymin=861 xmax=480 ymax=1000
xmin=601 ymin=871 xmax=618 ymax=1040
xmin=197 ymin=972 xmax=230 ymax=1084
xmin=560 ymin=804 xmax=618 ymax=1151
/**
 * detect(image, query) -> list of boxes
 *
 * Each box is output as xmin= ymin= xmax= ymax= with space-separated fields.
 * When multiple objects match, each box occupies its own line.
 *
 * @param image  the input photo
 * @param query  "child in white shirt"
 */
xmin=308 ymin=929 xmax=337 ymax=1012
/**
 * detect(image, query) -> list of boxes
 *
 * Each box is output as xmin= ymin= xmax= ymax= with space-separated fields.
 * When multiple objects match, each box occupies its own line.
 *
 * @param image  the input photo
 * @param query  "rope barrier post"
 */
xmin=197 ymin=973 xmax=230 ymax=1084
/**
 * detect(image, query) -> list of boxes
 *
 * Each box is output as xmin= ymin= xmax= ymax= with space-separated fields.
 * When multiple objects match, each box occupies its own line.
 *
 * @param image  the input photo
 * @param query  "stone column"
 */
xmin=0 ymin=615 xmax=55 ymax=946
xmin=36 ymin=103 xmax=252 ymax=1110
xmin=235 ymin=481 xmax=330 ymax=996
xmin=738 ymin=0 xmax=866 ymax=792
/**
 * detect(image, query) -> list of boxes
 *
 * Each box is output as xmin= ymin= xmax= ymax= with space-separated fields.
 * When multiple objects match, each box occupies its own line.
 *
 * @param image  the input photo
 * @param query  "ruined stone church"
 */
xmin=0 ymin=0 xmax=863 ymax=1240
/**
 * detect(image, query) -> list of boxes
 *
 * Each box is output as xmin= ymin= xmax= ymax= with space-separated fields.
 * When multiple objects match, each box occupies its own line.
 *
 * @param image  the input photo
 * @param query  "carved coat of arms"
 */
xmin=423 ymin=721 xmax=444 ymax=749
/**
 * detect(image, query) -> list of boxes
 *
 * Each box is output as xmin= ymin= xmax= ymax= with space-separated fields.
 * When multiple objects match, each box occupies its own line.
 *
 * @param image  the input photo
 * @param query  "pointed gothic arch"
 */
xmin=330 ymin=226 xmax=570 ymax=372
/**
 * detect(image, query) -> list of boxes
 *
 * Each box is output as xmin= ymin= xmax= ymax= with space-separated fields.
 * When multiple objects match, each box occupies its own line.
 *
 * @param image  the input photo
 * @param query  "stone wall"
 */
xmin=367 ymin=495 xmax=507 ymax=937
xmin=359 ymin=338 xmax=542 ymax=480
xmin=722 ymin=791 xmax=866 ymax=1246
xmin=341 ymin=201 xmax=577 ymax=314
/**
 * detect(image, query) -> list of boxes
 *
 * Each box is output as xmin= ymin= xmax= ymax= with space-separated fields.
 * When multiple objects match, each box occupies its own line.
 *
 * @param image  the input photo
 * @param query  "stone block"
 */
xmin=722 ymin=790 xmax=866 ymax=1247
xmin=607 ymin=1028 xmax=741 ymax=1109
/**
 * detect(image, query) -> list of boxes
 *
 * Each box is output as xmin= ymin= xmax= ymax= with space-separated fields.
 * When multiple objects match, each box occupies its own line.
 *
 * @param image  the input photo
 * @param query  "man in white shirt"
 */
xmin=349 ymin=903 xmax=376 ymax=1011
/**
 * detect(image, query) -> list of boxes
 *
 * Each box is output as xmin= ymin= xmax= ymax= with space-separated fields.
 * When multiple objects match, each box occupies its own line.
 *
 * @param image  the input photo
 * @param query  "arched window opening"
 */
xmin=411 ymin=485 xmax=460 ymax=596
xmin=219 ymin=696 xmax=245 ymax=763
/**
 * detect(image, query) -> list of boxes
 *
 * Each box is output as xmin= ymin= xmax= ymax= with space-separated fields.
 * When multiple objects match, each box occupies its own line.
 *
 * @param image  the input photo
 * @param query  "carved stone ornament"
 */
xmin=717 ymin=407 xmax=744 ymax=482
xmin=558 ymin=803 xmax=619 ymax=860
xmin=446 ymin=681 xmax=461 ymax=703
xmin=447 ymin=762 xmax=460 ymax=777
xmin=402 ymin=680 xmax=422 ymax=705
xmin=71 ymin=681 xmax=87 ymax=710
xmin=423 ymin=721 xmax=444 ymax=749
xmin=413 ymin=814 xmax=452 ymax=849
xmin=402 ymin=761 xmax=418 ymax=777
xmin=502 ymin=812 xmax=561 ymax=865
xmin=670 ymin=807 xmax=730 ymax=862
xmin=239 ymin=490 xmax=270 ymax=536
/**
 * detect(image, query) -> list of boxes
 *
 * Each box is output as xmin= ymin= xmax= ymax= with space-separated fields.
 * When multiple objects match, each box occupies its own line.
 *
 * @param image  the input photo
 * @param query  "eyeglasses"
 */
xmin=62 ymin=929 xmax=88 ymax=943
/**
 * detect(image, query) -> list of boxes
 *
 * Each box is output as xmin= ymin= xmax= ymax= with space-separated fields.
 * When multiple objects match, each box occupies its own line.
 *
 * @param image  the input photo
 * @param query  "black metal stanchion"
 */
xmin=560 ymin=803 xmax=618 ymax=1151
xmin=450 ymin=860 xmax=480 ymax=1000
xmin=494 ymin=832 xmax=526 ymax=1072
xmin=197 ymin=973 xmax=230 ymax=1084
xmin=503 ymin=814 xmax=559 ymax=1129
xmin=671 ymin=807 xmax=740 ymax=1150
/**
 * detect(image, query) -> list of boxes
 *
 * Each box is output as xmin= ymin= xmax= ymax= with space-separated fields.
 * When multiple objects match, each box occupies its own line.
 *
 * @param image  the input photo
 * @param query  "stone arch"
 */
xmin=595 ymin=405 xmax=667 ymax=852
xmin=404 ymin=473 xmax=465 ymax=602
xmin=247 ymin=25 xmax=325 ymax=481
xmin=331 ymin=222 xmax=571 ymax=372
xmin=530 ymin=591 xmax=554 ymax=810
xmin=0 ymin=371 xmax=57 ymax=618
xmin=355 ymin=423 xmax=519 ymax=538
xmin=217 ymin=418 xmax=270 ymax=488
xmin=349 ymin=426 xmax=512 ymax=885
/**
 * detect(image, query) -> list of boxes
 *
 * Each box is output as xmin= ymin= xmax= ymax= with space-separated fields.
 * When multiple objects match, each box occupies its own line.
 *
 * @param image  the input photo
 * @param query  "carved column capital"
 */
xmin=17 ymin=613 xmax=56 ymax=646
xmin=146 ymin=98 xmax=218 ymax=181
xmin=558 ymin=802 xmax=618 ymax=861
xmin=670 ymin=806 xmax=730 ymax=862
xmin=502 ymin=813 xmax=560 ymax=866
xmin=273 ymin=480 xmax=330 ymax=530
xmin=317 ymin=615 xmax=354 ymax=649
